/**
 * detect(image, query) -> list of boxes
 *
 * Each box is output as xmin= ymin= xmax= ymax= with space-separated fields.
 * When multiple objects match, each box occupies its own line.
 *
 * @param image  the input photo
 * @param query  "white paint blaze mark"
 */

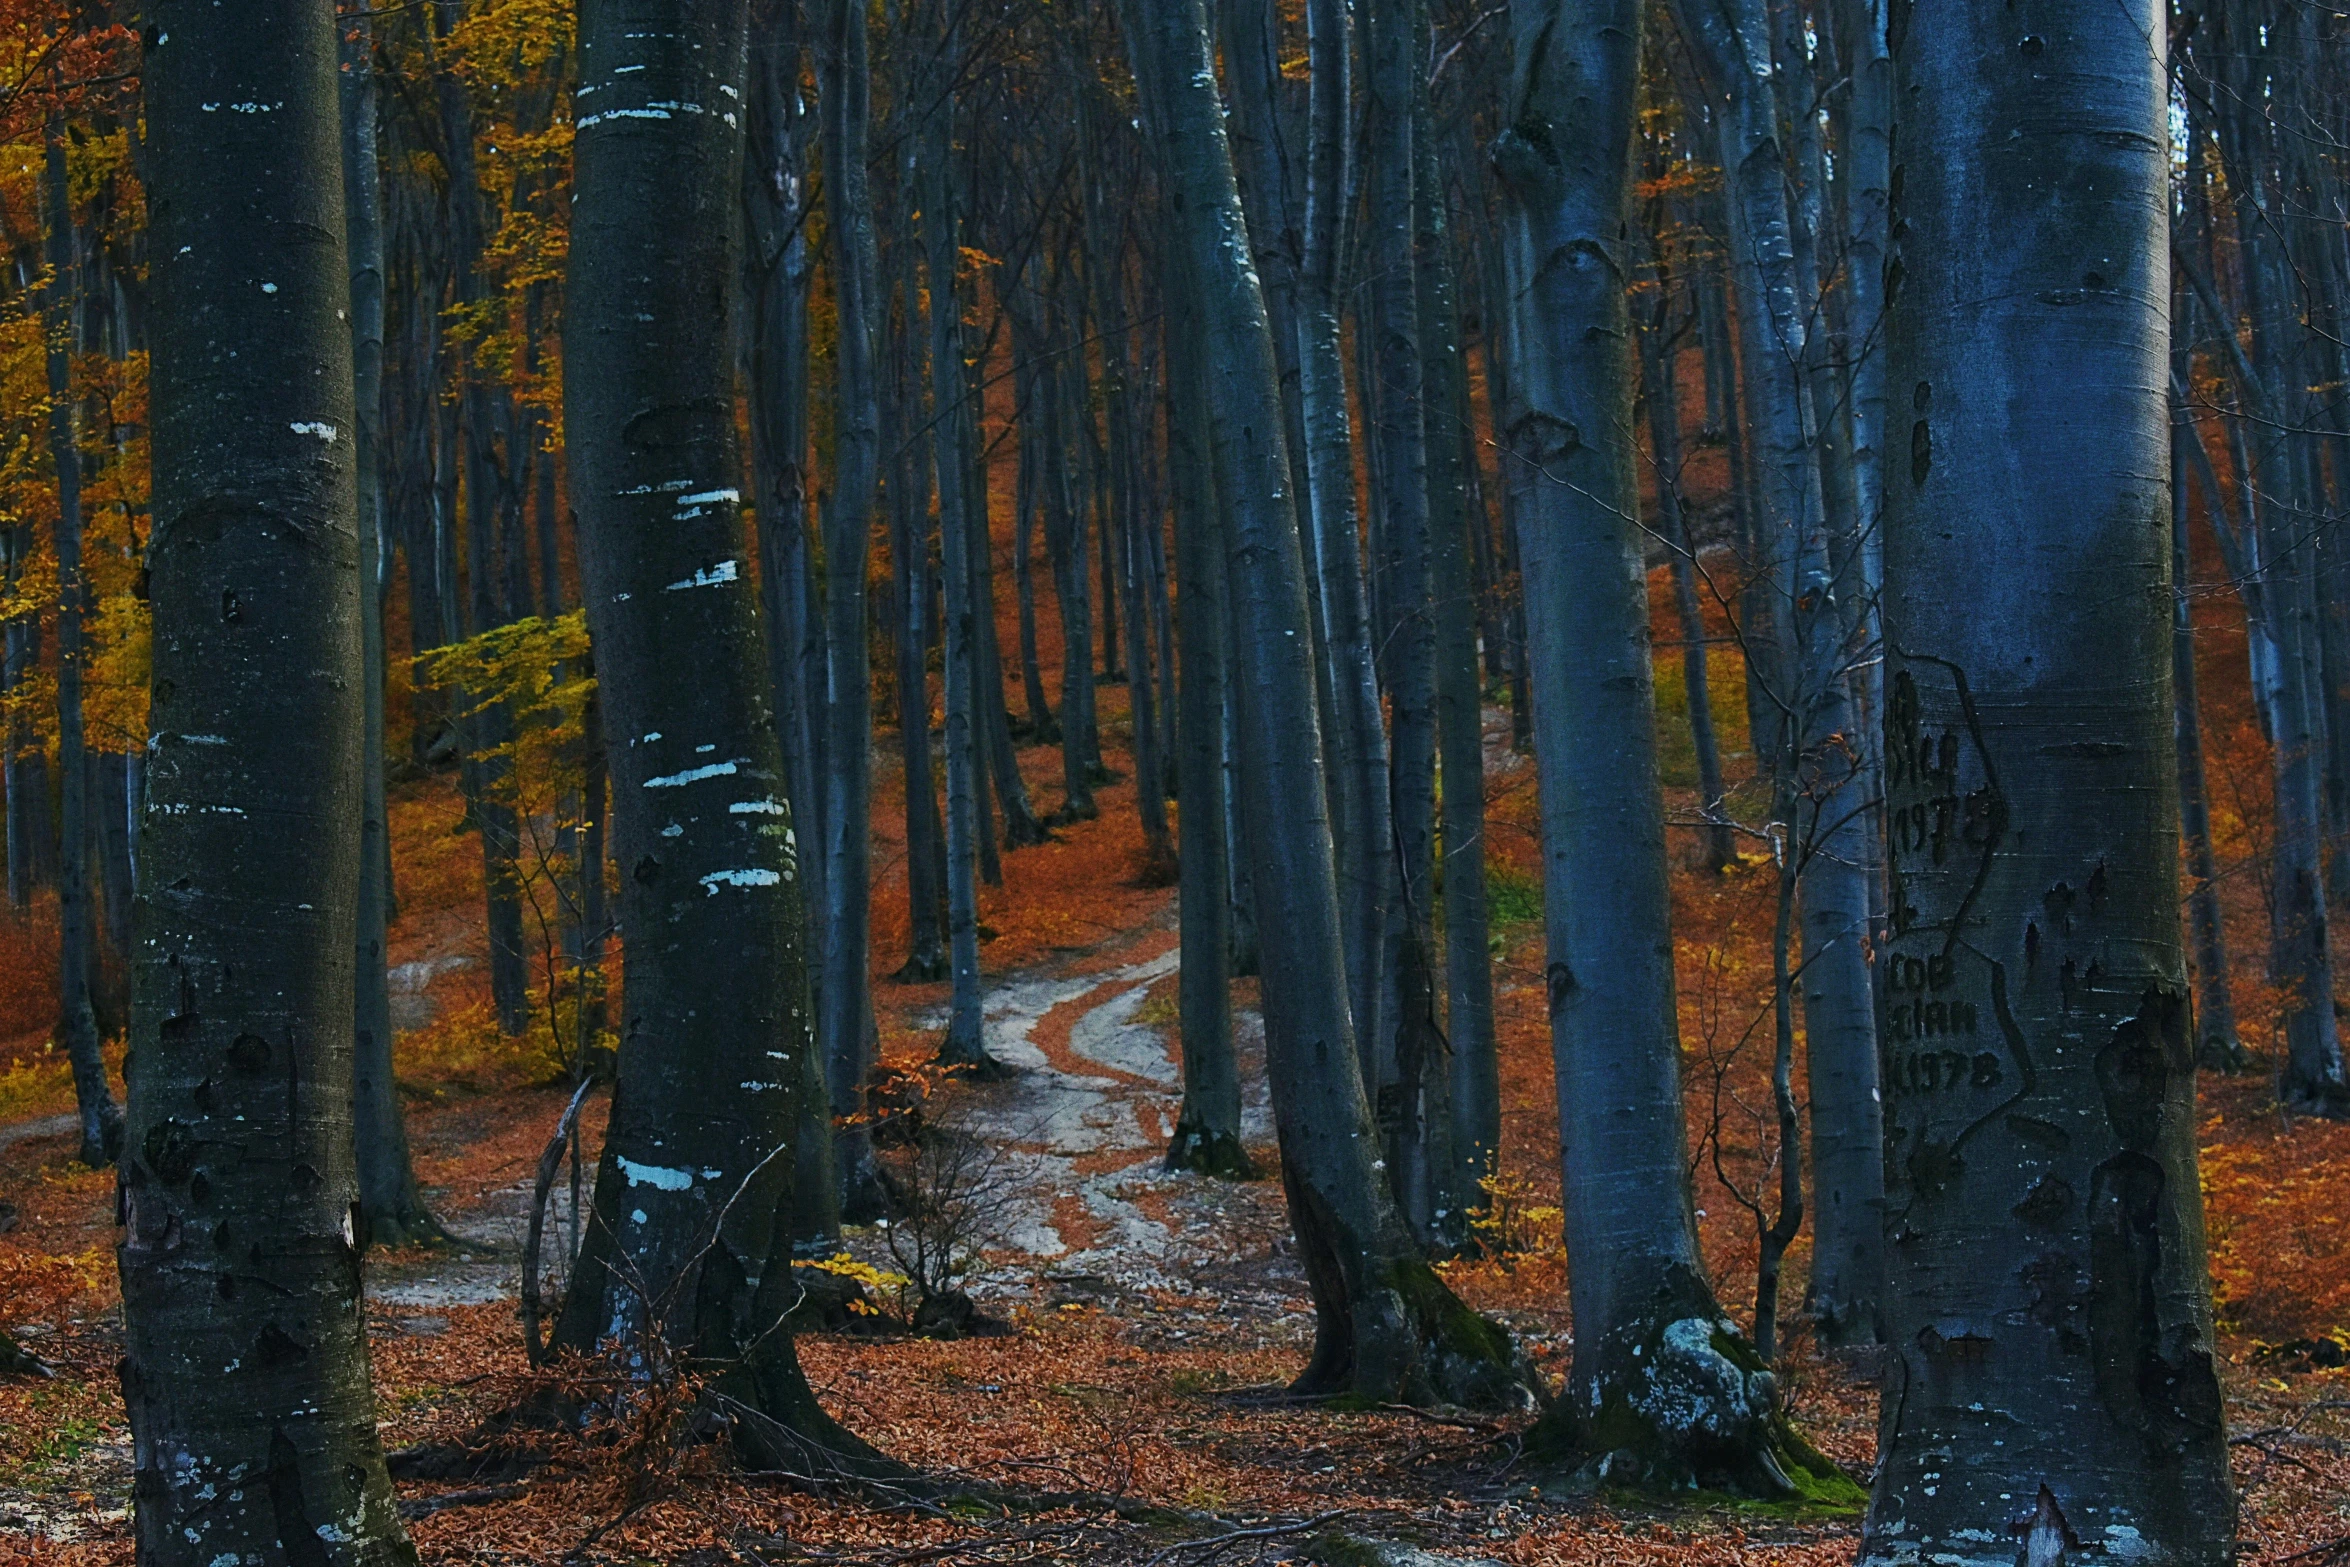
xmin=679 ymin=488 xmax=740 ymax=507
xmin=643 ymin=760 xmax=737 ymax=788
xmin=181 ymin=734 xmax=228 ymax=746
xmin=700 ymin=868 xmax=782 ymax=895
xmin=638 ymin=731 xmax=662 ymax=744
xmin=576 ymin=108 xmax=675 ymax=129
xmin=290 ymin=421 xmax=337 ymax=442
xmin=665 ymin=559 xmax=739 ymax=591
xmin=618 ymin=1157 xmax=693 ymax=1191
xmin=730 ymin=798 xmax=787 ymax=815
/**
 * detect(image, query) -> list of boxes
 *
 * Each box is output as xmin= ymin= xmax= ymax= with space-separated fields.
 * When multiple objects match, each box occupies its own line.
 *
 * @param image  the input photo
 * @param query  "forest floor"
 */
xmin=1 ymin=651 xmax=2349 ymax=1563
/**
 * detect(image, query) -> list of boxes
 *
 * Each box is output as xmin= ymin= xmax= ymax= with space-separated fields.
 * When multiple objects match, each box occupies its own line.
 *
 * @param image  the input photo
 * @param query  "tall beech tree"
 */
xmin=1862 ymin=5 xmax=2234 ymax=1561
xmin=552 ymin=0 xmax=873 ymax=1467
xmin=818 ymin=0 xmax=886 ymax=1210
xmin=46 ymin=113 xmax=118 ymax=1170
xmin=1492 ymin=0 xmax=1838 ymax=1491
xmin=121 ymin=3 xmax=415 ymax=1559
xmin=1163 ymin=236 xmax=1249 ymax=1179
xmin=345 ymin=8 xmax=441 ymax=1248
xmin=1121 ymin=0 xmax=1522 ymax=1407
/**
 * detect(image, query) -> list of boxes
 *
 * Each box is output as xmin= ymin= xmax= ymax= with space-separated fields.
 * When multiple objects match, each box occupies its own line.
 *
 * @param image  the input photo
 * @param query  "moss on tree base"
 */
xmin=1526 ymin=1312 xmax=1862 ymax=1507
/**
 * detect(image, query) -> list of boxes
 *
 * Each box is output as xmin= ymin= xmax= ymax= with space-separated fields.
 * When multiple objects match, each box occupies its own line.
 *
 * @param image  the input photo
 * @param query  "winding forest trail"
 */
xmin=362 ymin=917 xmax=1295 ymax=1326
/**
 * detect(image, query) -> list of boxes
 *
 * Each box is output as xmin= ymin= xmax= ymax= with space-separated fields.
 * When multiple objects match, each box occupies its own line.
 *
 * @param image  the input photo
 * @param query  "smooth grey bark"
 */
xmin=1861 ymin=6 xmax=2235 ymax=1560
xmin=1416 ymin=103 xmax=1493 ymax=1238
xmin=554 ymin=0 xmax=877 ymax=1471
xmin=1299 ymin=0 xmax=1391 ymax=1084
xmin=818 ymin=0 xmax=884 ymax=1211
xmin=344 ymin=14 xmax=440 ymax=1246
xmin=742 ymin=0 xmax=838 ymax=1242
xmin=44 ymin=118 xmax=118 ymax=1170
xmin=1359 ymin=0 xmax=1446 ymax=1244
xmin=1164 ymin=278 xmax=1251 ymax=1180
xmin=1120 ymin=0 xmax=1524 ymax=1410
xmin=925 ymin=96 xmax=993 ymax=1074
xmin=1674 ymin=0 xmax=1883 ymax=1349
xmin=1493 ymin=0 xmax=1825 ymax=1491
xmin=124 ymin=3 xmax=415 ymax=1558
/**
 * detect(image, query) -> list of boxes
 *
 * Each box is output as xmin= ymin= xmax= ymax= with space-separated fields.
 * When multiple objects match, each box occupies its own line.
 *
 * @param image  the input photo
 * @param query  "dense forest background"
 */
xmin=0 ymin=1 xmax=2344 ymax=1564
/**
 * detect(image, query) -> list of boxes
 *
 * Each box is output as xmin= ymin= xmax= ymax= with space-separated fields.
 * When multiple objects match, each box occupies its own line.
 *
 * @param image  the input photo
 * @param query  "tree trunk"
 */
xmin=2171 ymin=388 xmax=2242 ymax=1074
xmin=1042 ymin=337 xmax=1099 ymax=820
xmin=124 ymin=2 xmax=415 ymax=1555
xmin=1493 ymin=0 xmax=1831 ymax=1491
xmin=45 ymin=116 xmax=119 ymax=1170
xmin=1300 ymin=0 xmax=1392 ymax=1086
xmin=742 ymin=0 xmax=838 ymax=1243
xmin=555 ymin=0 xmax=877 ymax=1470
xmin=926 ymin=95 xmax=995 ymax=1073
xmin=1011 ymin=359 xmax=1058 ymax=741
xmin=894 ymin=490 xmax=950 ymax=985
xmin=1417 ymin=103 xmax=1492 ymax=1243
xmin=1121 ymin=0 xmax=1525 ymax=1410
xmin=1639 ymin=301 xmax=1734 ymax=873
xmin=818 ymin=0 xmax=885 ymax=1214
xmin=345 ymin=15 xmax=440 ymax=1245
xmin=1164 ymin=279 xmax=1251 ymax=1179
xmin=1861 ymin=5 xmax=2235 ymax=1559
xmin=1674 ymin=0 xmax=1884 ymax=1349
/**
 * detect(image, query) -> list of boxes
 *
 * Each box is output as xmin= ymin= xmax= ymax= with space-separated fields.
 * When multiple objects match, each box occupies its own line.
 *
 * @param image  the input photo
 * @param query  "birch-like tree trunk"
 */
xmin=1862 ymin=6 xmax=2234 ymax=1559
xmin=1493 ymin=0 xmax=1837 ymax=1491
xmin=123 ymin=4 xmax=414 ymax=1557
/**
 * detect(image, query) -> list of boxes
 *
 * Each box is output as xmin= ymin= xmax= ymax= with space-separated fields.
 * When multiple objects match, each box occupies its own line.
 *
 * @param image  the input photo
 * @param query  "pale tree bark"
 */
xmin=1121 ymin=0 xmax=1526 ymax=1409
xmin=123 ymin=3 xmax=414 ymax=1558
xmin=554 ymin=0 xmax=878 ymax=1469
xmin=1862 ymin=6 xmax=2234 ymax=1561
xmin=1492 ymin=0 xmax=1836 ymax=1491
xmin=44 ymin=115 xmax=119 ymax=1170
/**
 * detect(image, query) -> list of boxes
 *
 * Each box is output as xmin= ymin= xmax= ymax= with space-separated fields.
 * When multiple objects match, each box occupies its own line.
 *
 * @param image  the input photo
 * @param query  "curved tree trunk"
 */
xmin=1861 ymin=5 xmax=2235 ymax=1560
xmin=554 ymin=0 xmax=878 ymax=1470
xmin=124 ymin=3 xmax=415 ymax=1556
xmin=1493 ymin=0 xmax=1834 ymax=1492
xmin=1121 ymin=0 xmax=1525 ymax=1410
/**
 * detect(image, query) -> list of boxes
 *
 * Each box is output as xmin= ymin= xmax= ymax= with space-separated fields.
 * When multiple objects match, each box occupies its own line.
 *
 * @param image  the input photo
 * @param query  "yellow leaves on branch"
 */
xmin=412 ymin=608 xmax=596 ymax=822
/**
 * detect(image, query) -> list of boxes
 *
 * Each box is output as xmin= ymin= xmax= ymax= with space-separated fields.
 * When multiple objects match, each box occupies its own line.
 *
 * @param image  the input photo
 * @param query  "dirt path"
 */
xmin=365 ymin=923 xmax=1297 ymax=1329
